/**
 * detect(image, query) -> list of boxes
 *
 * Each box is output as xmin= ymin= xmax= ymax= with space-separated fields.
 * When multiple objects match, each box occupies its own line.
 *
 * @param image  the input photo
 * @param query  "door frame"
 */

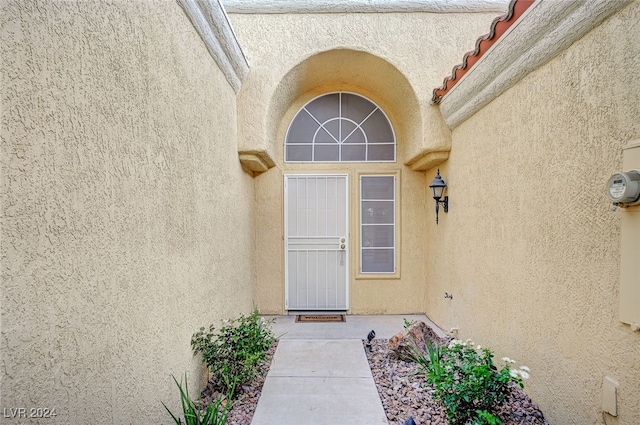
xmin=284 ymin=173 xmax=350 ymax=311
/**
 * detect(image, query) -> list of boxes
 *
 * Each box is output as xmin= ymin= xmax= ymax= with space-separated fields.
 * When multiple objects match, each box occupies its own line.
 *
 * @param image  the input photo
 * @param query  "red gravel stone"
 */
xmin=366 ymin=336 xmax=551 ymax=425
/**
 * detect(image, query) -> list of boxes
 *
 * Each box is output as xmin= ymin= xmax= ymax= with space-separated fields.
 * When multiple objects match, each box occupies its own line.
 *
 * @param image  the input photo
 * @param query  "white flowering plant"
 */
xmin=409 ymin=338 xmax=529 ymax=425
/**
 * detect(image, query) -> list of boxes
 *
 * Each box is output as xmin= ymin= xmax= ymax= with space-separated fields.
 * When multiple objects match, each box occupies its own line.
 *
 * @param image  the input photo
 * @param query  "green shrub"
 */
xmin=409 ymin=338 xmax=529 ymax=425
xmin=162 ymin=374 xmax=231 ymax=425
xmin=191 ymin=309 xmax=275 ymax=394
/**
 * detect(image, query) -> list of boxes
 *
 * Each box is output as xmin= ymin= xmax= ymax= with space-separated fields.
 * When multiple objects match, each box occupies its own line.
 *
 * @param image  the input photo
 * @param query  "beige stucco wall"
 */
xmin=229 ymin=11 xmax=498 ymax=314
xmin=1 ymin=1 xmax=254 ymax=424
xmin=426 ymin=2 xmax=640 ymax=424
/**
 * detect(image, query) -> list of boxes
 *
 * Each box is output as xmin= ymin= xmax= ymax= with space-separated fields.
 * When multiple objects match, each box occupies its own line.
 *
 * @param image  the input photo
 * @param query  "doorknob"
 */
xmin=340 ymin=244 xmax=346 ymax=249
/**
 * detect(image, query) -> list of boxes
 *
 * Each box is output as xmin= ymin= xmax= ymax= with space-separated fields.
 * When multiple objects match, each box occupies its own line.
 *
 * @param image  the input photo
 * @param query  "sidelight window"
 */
xmin=360 ymin=175 xmax=396 ymax=274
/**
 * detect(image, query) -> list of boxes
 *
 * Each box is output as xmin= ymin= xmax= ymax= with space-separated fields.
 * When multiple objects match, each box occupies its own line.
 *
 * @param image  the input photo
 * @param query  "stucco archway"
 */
xmin=266 ymin=48 xmax=422 ymax=163
xmin=253 ymin=49 xmax=429 ymax=315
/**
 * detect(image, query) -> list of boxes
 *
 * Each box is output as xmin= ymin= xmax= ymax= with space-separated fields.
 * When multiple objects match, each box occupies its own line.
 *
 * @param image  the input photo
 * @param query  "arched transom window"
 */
xmin=285 ymin=92 xmax=396 ymax=162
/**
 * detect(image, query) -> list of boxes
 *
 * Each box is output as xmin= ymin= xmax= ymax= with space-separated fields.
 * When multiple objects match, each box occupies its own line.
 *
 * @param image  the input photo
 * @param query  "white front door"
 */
xmin=284 ymin=175 xmax=349 ymax=310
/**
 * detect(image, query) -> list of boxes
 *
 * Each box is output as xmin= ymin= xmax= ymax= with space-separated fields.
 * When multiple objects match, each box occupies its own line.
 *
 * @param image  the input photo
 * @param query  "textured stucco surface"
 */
xmin=6 ymin=0 xmax=637 ymax=423
xmin=1 ymin=1 xmax=254 ymax=423
xmin=439 ymin=0 xmax=633 ymax=129
xmin=230 ymin=11 xmax=499 ymax=166
xmin=425 ymin=2 xmax=640 ymax=424
xmin=253 ymin=97 xmax=431 ymax=315
xmin=228 ymin=11 xmax=497 ymax=314
xmin=177 ymin=0 xmax=249 ymax=93
xmin=222 ymin=0 xmax=510 ymax=14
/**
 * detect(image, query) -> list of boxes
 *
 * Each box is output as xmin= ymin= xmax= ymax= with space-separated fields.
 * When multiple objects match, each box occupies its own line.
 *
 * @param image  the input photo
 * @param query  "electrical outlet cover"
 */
xmin=602 ymin=376 xmax=619 ymax=416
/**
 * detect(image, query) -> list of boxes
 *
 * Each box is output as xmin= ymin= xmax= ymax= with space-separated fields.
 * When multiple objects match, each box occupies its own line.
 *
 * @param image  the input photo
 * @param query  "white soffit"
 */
xmin=222 ymin=0 xmax=509 ymax=14
xmin=178 ymin=0 xmax=249 ymax=93
xmin=439 ymin=0 xmax=633 ymax=129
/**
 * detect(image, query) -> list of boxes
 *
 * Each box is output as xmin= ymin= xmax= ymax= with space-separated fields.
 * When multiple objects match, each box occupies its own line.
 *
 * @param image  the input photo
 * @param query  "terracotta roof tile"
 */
xmin=432 ymin=0 xmax=536 ymax=104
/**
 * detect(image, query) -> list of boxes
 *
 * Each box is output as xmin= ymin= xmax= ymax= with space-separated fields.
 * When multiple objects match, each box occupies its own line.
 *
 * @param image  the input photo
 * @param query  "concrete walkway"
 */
xmin=251 ymin=315 xmax=440 ymax=425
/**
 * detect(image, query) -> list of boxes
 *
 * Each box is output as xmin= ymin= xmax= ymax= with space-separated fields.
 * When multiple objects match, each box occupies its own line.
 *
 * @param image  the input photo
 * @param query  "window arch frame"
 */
xmin=284 ymin=91 xmax=396 ymax=163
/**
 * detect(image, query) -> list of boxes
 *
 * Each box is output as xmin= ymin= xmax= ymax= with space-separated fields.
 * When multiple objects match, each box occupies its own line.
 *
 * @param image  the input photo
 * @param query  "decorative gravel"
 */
xmin=201 ymin=335 xmax=549 ymax=425
xmin=366 ymin=338 xmax=551 ymax=425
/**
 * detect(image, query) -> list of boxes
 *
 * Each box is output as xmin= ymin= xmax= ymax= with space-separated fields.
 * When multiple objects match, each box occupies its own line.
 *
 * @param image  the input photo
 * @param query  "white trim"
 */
xmin=623 ymin=140 xmax=640 ymax=151
xmin=439 ymin=0 xmax=633 ymax=129
xmin=222 ymin=0 xmax=509 ymax=14
xmin=178 ymin=0 xmax=249 ymax=93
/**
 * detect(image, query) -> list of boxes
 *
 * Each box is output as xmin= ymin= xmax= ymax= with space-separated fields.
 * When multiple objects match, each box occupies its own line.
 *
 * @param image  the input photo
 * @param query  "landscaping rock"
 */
xmin=369 ymin=333 xmax=550 ymax=425
xmin=199 ymin=325 xmax=548 ymax=425
xmin=388 ymin=321 xmax=445 ymax=359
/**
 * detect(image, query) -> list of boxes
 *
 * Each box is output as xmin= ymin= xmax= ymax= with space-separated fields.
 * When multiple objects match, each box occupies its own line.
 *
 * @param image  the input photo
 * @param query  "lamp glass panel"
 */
xmin=431 ymin=185 xmax=444 ymax=199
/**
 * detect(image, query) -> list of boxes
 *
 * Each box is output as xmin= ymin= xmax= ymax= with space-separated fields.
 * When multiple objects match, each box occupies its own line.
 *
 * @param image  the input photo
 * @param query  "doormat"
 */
xmin=295 ymin=314 xmax=346 ymax=323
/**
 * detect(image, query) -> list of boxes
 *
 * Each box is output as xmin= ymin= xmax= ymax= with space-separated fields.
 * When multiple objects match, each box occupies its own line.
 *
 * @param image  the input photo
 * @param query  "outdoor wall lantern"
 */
xmin=428 ymin=169 xmax=449 ymax=224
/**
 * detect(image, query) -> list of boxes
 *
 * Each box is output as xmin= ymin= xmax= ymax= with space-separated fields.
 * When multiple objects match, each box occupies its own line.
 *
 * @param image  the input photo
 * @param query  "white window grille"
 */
xmin=285 ymin=92 xmax=396 ymax=163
